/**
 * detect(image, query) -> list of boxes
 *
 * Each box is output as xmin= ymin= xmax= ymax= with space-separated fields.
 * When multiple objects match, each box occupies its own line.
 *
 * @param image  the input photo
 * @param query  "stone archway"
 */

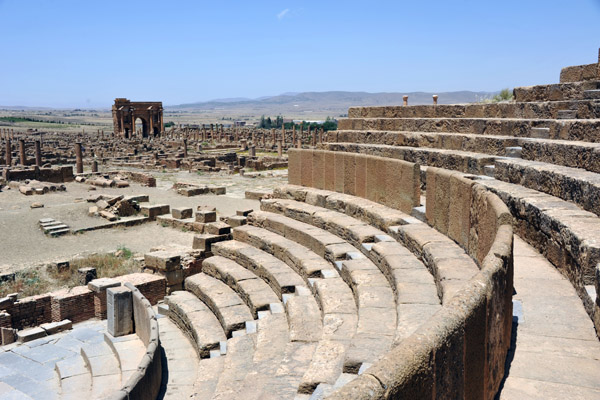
xmin=112 ymin=98 xmax=164 ymax=138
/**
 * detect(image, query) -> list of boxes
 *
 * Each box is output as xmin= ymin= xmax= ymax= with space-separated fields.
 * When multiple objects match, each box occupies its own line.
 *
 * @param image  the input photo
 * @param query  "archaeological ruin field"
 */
xmin=0 ymin=50 xmax=600 ymax=400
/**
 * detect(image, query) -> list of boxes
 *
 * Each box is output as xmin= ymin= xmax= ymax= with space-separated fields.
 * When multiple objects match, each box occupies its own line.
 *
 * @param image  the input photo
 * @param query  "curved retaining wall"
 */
xmin=288 ymin=148 xmax=420 ymax=214
xmin=309 ymin=165 xmax=515 ymax=399
xmin=108 ymin=283 xmax=162 ymax=400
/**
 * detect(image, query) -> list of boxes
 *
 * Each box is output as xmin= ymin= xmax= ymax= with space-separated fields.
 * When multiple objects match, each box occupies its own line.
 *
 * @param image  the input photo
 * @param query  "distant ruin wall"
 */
xmin=2 ymin=166 xmax=74 ymax=183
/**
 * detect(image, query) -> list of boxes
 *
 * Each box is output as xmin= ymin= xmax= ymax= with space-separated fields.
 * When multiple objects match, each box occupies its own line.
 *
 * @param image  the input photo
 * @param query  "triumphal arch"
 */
xmin=112 ymin=98 xmax=164 ymax=138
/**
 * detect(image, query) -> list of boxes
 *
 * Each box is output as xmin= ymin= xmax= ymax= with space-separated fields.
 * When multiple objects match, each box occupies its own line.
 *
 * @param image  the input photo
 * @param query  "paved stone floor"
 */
xmin=0 ymin=320 xmax=105 ymax=399
xmin=0 ymin=319 xmax=146 ymax=400
xmin=498 ymin=236 xmax=600 ymax=399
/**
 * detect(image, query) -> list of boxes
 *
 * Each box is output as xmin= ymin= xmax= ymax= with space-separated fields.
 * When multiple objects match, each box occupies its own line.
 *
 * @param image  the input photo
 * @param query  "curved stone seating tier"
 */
xmin=184 ymin=273 xmax=254 ymax=338
xmin=494 ymin=158 xmax=600 ymax=217
xmin=81 ymin=340 xmax=122 ymax=398
xmin=326 ymin=167 xmax=513 ymax=399
xmin=255 ymin=195 xmax=487 ymax=375
xmin=332 ymin=129 xmax=600 ymax=173
xmin=156 ymin=316 xmax=202 ymax=399
xmin=513 ymin=80 xmax=600 ymax=102
xmin=560 ymin=60 xmax=599 ymax=83
xmin=202 ymin=255 xmax=281 ymax=317
xmin=164 ymin=291 xmax=227 ymax=358
xmin=211 ymin=241 xmax=306 ymax=298
xmin=232 ymin=224 xmax=336 ymax=279
xmin=348 ymin=98 xmax=600 ymax=120
xmin=322 ymin=142 xmax=495 ymax=175
xmin=476 ymin=176 xmax=600 ymax=319
xmin=337 ymin=116 xmax=600 ymax=143
xmin=322 ymin=142 xmax=600 ymax=215
xmin=269 ymin=185 xmax=478 ymax=307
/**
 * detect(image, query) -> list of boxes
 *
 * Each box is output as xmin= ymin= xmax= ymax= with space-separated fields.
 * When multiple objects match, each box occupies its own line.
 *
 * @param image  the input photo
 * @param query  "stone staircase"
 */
xmin=0 ymin=320 xmax=147 ymax=400
xmin=156 ymin=179 xmax=507 ymax=398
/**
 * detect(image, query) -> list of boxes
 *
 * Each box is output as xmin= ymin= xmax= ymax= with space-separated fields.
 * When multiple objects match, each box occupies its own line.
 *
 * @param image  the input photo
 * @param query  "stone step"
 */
xmin=347 ymin=98 xmax=600 ymax=119
xmin=285 ymin=295 xmax=323 ymax=343
xmin=212 ymin=240 xmax=306 ymax=298
xmin=336 ymin=116 xmax=600 ymax=143
xmin=192 ymin=357 xmax=224 ymax=399
xmin=202 ymin=255 xmax=281 ymax=317
xmin=261 ymin=198 xmax=397 ymax=371
xmin=513 ymin=80 xmax=600 ymax=102
xmin=185 ymin=273 xmax=254 ymax=337
xmin=494 ymin=157 xmax=600 ymax=218
xmin=584 ymin=89 xmax=600 ymax=99
xmin=322 ymin=142 xmax=497 ymax=176
xmin=157 ymin=314 xmax=201 ymax=399
xmin=248 ymin=211 xmax=356 ymax=262
xmin=556 ymin=109 xmax=578 ymax=119
xmin=233 ymin=224 xmax=335 ymax=279
xmin=505 ymin=146 xmax=522 ymax=158
xmin=56 ymin=353 xmax=92 ymax=400
xmin=238 ymin=312 xmax=293 ymax=398
xmin=80 ymin=340 xmax=121 ymax=399
xmin=211 ymin=333 xmax=257 ymax=399
xmin=104 ymin=332 xmax=146 ymax=385
xmin=164 ymin=290 xmax=227 ymax=358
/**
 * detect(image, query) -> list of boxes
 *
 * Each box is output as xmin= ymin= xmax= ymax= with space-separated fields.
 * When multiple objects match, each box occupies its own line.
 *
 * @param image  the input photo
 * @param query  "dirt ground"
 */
xmin=0 ymin=168 xmax=287 ymax=272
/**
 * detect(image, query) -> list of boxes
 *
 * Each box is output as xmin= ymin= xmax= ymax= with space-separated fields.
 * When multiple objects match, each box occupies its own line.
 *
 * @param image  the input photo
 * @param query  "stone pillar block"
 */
xmin=107 ymin=287 xmax=133 ymax=337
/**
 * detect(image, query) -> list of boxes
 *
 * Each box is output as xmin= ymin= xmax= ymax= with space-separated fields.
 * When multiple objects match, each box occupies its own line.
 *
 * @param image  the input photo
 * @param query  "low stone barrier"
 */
xmin=0 ymin=273 xmax=165 ymax=343
xmin=288 ymin=148 xmax=420 ymax=214
xmin=326 ymin=167 xmax=513 ymax=399
xmin=108 ymin=283 xmax=162 ymax=400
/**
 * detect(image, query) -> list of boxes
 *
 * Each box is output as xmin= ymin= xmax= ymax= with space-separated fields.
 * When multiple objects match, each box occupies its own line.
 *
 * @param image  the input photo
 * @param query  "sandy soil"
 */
xmin=0 ymin=168 xmax=287 ymax=272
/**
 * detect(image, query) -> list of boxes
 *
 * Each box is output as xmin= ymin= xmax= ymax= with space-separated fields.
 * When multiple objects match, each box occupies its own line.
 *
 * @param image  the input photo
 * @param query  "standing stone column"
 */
xmin=91 ymin=160 xmax=98 ymax=173
xmin=249 ymin=145 xmax=256 ymax=158
xmin=75 ymin=142 xmax=83 ymax=174
xmin=297 ymin=139 xmax=301 ymax=149
xmin=292 ymin=125 xmax=296 ymax=145
xmin=262 ymin=133 xmax=266 ymax=148
xmin=433 ymin=95 xmax=438 ymax=105
xmin=277 ymin=138 xmax=283 ymax=157
xmin=183 ymin=139 xmax=188 ymax=158
xmin=35 ymin=140 xmax=42 ymax=166
xmin=403 ymin=95 xmax=409 ymax=106
xmin=5 ymin=138 xmax=11 ymax=166
xmin=18 ymin=139 xmax=26 ymax=166
xmin=281 ymin=125 xmax=285 ymax=145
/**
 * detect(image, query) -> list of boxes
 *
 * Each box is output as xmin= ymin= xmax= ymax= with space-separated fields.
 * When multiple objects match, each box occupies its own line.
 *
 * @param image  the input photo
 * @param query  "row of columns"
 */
xmin=3 ymin=139 xmax=44 ymax=167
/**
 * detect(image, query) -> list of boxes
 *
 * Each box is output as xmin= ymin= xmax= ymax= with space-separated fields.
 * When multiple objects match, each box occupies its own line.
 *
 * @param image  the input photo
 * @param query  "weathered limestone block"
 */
xmin=141 ymin=204 xmax=170 ymax=220
xmin=172 ymin=207 xmax=193 ymax=219
xmin=196 ymin=210 xmax=217 ymax=223
xmin=88 ymin=278 xmax=121 ymax=319
xmin=144 ymin=251 xmax=181 ymax=272
xmin=107 ymin=287 xmax=133 ymax=337
xmin=192 ymin=233 xmax=230 ymax=251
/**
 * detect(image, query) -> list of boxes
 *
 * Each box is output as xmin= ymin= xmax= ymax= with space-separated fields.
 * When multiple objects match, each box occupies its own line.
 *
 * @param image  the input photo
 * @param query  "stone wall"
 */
xmin=109 ymin=283 xmax=162 ymax=400
xmin=288 ymin=148 xmax=420 ymax=214
xmin=329 ymin=167 xmax=513 ymax=399
xmin=4 ymin=294 xmax=52 ymax=330
xmin=2 ymin=166 xmax=74 ymax=183
xmin=0 ymin=273 xmax=166 ymax=334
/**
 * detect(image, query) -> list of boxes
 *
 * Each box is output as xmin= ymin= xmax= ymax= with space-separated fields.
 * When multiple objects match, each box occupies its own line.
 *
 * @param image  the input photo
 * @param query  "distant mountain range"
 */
xmin=168 ymin=90 xmax=498 ymax=116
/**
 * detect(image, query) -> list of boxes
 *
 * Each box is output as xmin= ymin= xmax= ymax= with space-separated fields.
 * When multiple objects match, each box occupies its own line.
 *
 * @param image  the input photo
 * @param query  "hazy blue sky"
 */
xmin=1 ymin=0 xmax=599 ymax=108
